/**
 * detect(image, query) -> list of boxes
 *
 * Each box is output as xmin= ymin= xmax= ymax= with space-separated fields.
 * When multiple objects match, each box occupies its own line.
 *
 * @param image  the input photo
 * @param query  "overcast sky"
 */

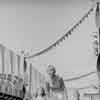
xmin=0 ymin=0 xmax=99 ymax=88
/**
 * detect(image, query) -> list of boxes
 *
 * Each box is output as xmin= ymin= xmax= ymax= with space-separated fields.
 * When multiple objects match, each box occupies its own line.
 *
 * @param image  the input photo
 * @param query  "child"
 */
xmin=36 ymin=87 xmax=47 ymax=100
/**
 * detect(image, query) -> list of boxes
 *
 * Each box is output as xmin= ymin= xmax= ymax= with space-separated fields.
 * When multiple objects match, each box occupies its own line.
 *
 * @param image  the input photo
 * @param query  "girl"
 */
xmin=36 ymin=87 xmax=47 ymax=100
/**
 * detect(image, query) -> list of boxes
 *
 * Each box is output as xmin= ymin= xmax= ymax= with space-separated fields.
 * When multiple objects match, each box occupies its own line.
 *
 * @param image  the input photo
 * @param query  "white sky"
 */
xmin=0 ymin=0 xmax=99 ymax=88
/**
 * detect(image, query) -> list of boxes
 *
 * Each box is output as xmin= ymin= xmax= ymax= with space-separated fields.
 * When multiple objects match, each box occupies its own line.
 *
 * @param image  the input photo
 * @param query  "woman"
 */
xmin=45 ymin=65 xmax=68 ymax=100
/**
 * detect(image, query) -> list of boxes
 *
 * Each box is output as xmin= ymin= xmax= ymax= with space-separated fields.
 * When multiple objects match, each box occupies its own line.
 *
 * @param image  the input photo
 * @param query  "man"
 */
xmin=45 ymin=65 xmax=68 ymax=100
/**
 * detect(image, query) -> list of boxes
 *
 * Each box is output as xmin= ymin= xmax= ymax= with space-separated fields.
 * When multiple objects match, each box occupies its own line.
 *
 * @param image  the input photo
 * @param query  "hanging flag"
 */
xmin=95 ymin=2 xmax=100 ymax=28
xmin=0 ymin=44 xmax=5 ymax=74
xmin=65 ymin=34 xmax=68 ymax=37
xmin=93 ymin=34 xmax=98 ymax=38
xmin=95 ymin=47 xmax=99 ymax=56
xmin=23 ymin=58 xmax=27 ymax=73
xmin=68 ymin=31 xmax=72 ymax=35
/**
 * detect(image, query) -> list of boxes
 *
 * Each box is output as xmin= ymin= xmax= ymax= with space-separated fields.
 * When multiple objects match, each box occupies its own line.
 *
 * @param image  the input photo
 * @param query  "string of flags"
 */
xmin=64 ymin=71 xmax=96 ymax=82
xmin=25 ymin=6 xmax=94 ymax=59
xmin=78 ymin=84 xmax=97 ymax=90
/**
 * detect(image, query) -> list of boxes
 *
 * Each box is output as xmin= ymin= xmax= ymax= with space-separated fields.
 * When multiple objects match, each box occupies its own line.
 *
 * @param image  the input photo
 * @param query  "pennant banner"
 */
xmin=25 ymin=6 xmax=94 ymax=59
xmin=64 ymin=71 xmax=96 ymax=82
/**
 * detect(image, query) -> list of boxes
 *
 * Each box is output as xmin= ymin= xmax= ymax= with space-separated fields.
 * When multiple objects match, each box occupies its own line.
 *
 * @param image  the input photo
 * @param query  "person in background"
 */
xmin=5 ymin=74 xmax=13 ymax=95
xmin=0 ymin=74 xmax=6 ymax=93
xmin=22 ymin=82 xmax=26 ymax=99
xmin=12 ymin=76 xmax=19 ymax=97
xmin=45 ymin=65 xmax=68 ymax=100
xmin=18 ymin=78 xmax=24 ymax=98
xmin=36 ymin=87 xmax=47 ymax=100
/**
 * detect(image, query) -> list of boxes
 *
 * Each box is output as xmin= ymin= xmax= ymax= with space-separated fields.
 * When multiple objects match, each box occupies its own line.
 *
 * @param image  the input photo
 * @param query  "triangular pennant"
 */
xmin=82 ymin=16 xmax=85 ymax=21
xmin=93 ymin=40 xmax=98 ymax=45
xmin=71 ymin=28 xmax=74 ymax=32
xmin=68 ymin=31 xmax=72 ymax=35
xmin=63 ymin=36 xmax=66 ymax=40
xmin=88 ymin=10 xmax=91 ymax=15
xmin=73 ymin=24 xmax=77 ymax=29
xmin=54 ymin=42 xmax=58 ymax=47
xmin=93 ymin=34 xmax=98 ymax=38
xmin=59 ymin=38 xmax=63 ymax=43
xmin=76 ymin=23 xmax=79 ymax=27
xmin=65 ymin=33 xmax=68 ymax=37
xmin=79 ymin=20 xmax=82 ymax=24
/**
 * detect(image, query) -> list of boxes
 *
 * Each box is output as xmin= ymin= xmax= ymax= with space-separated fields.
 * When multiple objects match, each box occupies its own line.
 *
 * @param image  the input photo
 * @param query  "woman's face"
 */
xmin=48 ymin=71 xmax=55 ymax=78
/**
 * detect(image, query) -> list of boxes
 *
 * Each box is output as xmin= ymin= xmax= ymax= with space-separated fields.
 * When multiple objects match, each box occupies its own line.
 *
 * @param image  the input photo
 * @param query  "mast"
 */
xmin=99 ymin=27 xmax=100 ymax=53
xmin=96 ymin=2 xmax=100 ymax=92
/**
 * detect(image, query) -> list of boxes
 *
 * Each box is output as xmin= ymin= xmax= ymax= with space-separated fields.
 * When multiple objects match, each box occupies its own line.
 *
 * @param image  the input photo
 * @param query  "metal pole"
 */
xmin=99 ymin=28 xmax=100 ymax=54
xmin=29 ymin=64 xmax=32 ymax=94
xmin=17 ymin=55 xmax=21 ymax=76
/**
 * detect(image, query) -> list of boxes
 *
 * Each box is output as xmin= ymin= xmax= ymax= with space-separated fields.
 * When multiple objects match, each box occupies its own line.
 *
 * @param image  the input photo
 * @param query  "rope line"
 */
xmin=64 ymin=71 xmax=96 ymax=82
xmin=25 ymin=6 xmax=94 ymax=59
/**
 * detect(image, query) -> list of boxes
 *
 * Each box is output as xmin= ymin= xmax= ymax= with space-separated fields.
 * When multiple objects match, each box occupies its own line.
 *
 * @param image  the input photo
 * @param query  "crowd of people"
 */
xmin=0 ymin=65 xmax=80 ymax=100
xmin=0 ymin=73 xmax=26 ymax=99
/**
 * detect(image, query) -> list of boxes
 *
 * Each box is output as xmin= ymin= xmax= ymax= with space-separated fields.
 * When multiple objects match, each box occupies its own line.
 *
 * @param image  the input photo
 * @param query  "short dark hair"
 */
xmin=41 ymin=87 xmax=46 ymax=96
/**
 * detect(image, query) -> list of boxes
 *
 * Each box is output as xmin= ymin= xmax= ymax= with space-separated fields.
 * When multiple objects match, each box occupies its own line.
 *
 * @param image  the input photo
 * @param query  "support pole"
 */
xmin=29 ymin=64 xmax=32 ymax=94
xmin=99 ymin=28 xmax=100 ymax=54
